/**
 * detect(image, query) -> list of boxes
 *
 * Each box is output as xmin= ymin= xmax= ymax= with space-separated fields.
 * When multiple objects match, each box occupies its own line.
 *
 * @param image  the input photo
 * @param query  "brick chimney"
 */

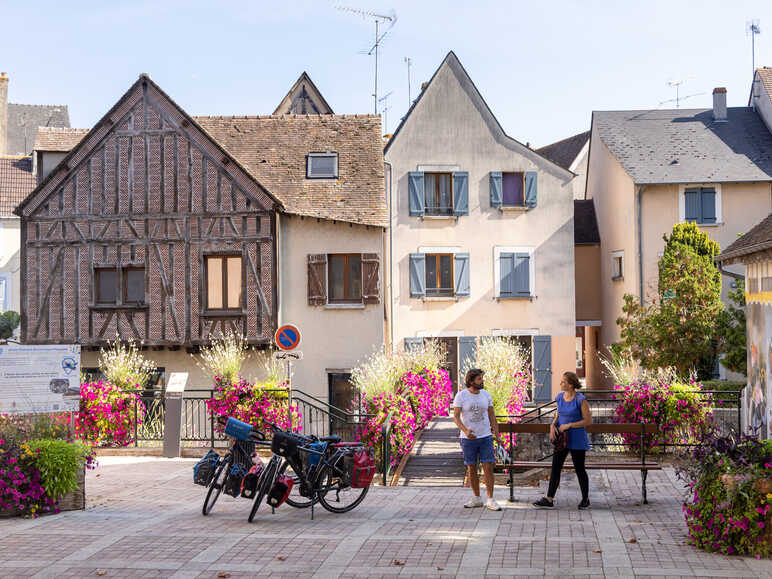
xmin=712 ymin=87 xmax=727 ymax=122
xmin=0 ymin=72 xmax=8 ymax=155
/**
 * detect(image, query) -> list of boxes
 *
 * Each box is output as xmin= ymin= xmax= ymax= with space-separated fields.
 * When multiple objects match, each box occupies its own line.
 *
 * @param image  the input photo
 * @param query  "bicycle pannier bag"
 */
xmin=266 ymin=474 xmax=294 ymax=507
xmin=193 ymin=450 xmax=220 ymax=486
xmin=240 ymin=461 xmax=265 ymax=499
xmin=305 ymin=441 xmax=328 ymax=473
xmin=224 ymin=417 xmax=254 ymax=441
xmin=350 ymin=447 xmax=376 ymax=488
xmin=271 ymin=431 xmax=300 ymax=458
xmin=224 ymin=463 xmax=249 ymax=497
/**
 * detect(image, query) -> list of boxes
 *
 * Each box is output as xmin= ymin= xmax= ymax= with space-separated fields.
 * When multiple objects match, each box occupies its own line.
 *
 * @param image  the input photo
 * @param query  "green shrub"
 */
xmin=26 ymin=439 xmax=93 ymax=500
xmin=700 ymin=380 xmax=746 ymax=392
xmin=99 ymin=339 xmax=157 ymax=390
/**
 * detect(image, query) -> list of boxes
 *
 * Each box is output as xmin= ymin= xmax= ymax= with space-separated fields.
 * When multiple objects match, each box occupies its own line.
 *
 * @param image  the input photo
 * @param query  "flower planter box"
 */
xmin=0 ymin=466 xmax=85 ymax=518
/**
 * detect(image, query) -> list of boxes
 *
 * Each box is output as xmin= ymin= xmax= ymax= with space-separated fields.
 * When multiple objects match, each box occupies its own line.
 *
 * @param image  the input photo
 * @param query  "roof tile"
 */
xmin=0 ymin=156 xmax=35 ymax=216
xmin=34 ymin=127 xmax=89 ymax=152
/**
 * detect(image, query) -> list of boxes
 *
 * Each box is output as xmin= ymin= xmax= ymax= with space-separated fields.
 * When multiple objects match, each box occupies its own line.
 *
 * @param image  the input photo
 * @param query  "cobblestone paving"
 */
xmin=0 ymin=456 xmax=769 ymax=578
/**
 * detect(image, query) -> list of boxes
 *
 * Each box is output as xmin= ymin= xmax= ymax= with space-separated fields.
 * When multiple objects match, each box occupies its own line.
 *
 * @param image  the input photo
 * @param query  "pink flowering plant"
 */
xmin=75 ymin=381 xmax=145 ymax=447
xmin=355 ymin=391 xmax=420 ymax=467
xmin=613 ymin=381 xmax=715 ymax=449
xmin=677 ymin=434 xmax=772 ymax=557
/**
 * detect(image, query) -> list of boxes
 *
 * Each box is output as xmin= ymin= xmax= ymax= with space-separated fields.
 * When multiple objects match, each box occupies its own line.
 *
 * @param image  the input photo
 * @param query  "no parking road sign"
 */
xmin=274 ymin=324 xmax=301 ymax=351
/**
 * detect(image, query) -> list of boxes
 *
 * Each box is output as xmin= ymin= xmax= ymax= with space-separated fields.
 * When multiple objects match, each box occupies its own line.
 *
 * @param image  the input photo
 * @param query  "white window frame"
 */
xmin=306 ymin=152 xmax=338 ymax=179
xmin=493 ymin=246 xmax=535 ymax=298
xmin=611 ymin=250 xmax=624 ymax=281
xmin=678 ymin=183 xmax=722 ymax=226
xmin=0 ymin=273 xmax=9 ymax=311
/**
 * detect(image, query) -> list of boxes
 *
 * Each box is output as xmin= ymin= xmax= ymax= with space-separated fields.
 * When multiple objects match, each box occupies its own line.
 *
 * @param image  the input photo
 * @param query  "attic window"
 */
xmin=307 ymin=153 xmax=338 ymax=179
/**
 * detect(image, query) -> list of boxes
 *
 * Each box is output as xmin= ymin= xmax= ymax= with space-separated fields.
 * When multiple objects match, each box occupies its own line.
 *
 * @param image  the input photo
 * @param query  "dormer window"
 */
xmin=307 ymin=153 xmax=338 ymax=179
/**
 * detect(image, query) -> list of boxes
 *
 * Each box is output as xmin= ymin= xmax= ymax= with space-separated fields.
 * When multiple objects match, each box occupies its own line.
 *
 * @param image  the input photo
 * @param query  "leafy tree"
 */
xmin=614 ymin=225 xmax=723 ymax=377
xmin=0 ymin=310 xmax=20 ymax=340
xmin=717 ymin=279 xmax=747 ymax=376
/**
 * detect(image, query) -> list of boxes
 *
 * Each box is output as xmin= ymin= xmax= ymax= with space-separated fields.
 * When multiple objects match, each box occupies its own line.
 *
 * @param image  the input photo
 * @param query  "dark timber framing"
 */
xmin=15 ymin=75 xmax=282 ymax=348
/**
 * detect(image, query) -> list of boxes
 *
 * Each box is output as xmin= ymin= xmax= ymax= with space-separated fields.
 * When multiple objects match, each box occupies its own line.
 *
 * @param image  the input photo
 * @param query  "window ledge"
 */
xmin=496 ymin=295 xmax=534 ymax=301
xmin=498 ymin=206 xmax=530 ymax=213
xmin=423 ymin=296 xmax=458 ymax=302
xmin=611 ymin=275 xmax=624 ymax=282
xmin=324 ymin=303 xmax=365 ymax=310
xmin=421 ymin=214 xmax=457 ymax=220
xmin=89 ymin=304 xmax=148 ymax=311
xmin=201 ymin=310 xmax=247 ymax=317
xmin=698 ymin=222 xmax=724 ymax=228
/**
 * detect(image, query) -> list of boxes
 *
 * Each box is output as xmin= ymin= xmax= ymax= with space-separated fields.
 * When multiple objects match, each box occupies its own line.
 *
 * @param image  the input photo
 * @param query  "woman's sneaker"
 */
xmin=485 ymin=498 xmax=502 ymax=511
xmin=532 ymin=497 xmax=554 ymax=509
xmin=464 ymin=496 xmax=484 ymax=508
xmin=578 ymin=498 xmax=591 ymax=510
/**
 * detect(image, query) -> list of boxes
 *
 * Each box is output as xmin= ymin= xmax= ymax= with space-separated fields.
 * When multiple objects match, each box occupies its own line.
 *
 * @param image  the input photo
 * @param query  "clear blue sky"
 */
xmin=2 ymin=0 xmax=771 ymax=147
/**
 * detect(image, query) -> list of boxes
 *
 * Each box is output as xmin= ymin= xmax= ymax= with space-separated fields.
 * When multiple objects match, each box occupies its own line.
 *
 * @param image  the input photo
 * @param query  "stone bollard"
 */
xmin=162 ymin=373 xmax=188 ymax=458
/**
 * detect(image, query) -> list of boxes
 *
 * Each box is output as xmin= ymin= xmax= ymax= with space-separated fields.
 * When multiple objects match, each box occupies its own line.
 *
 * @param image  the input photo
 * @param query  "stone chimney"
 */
xmin=0 ymin=72 xmax=8 ymax=155
xmin=712 ymin=87 xmax=727 ymax=122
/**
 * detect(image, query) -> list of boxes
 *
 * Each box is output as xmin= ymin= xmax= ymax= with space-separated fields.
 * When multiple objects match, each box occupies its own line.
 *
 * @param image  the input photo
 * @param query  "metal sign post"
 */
xmin=274 ymin=325 xmax=302 ymax=431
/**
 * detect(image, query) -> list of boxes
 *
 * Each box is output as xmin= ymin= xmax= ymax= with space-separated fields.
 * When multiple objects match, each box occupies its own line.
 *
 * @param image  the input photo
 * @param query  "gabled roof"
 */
xmin=16 ymin=74 xmax=281 ymax=218
xmin=593 ymin=108 xmax=772 ymax=184
xmin=196 ymin=115 xmax=387 ymax=227
xmin=537 ymin=131 xmax=590 ymax=171
xmin=574 ymin=199 xmax=600 ymax=245
xmin=6 ymin=103 xmax=70 ymax=155
xmin=384 ymin=51 xmax=574 ymax=179
xmin=273 ymin=72 xmax=334 ymax=115
xmin=716 ymin=212 xmax=772 ymax=263
xmin=34 ymin=127 xmax=89 ymax=152
xmin=0 ymin=156 xmax=35 ymax=216
xmin=752 ymin=68 xmax=772 ymax=107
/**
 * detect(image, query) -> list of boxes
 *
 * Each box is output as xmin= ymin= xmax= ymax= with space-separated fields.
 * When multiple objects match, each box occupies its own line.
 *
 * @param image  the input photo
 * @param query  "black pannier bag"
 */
xmin=193 ymin=450 xmax=219 ymax=486
xmin=271 ymin=431 xmax=300 ymax=458
xmin=223 ymin=463 xmax=249 ymax=497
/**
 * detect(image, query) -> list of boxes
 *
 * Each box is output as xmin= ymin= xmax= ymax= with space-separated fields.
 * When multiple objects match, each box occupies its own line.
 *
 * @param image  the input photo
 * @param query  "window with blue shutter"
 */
xmin=525 ymin=171 xmax=538 ymax=207
xmin=454 ymin=253 xmax=470 ymax=297
xmin=408 ymin=172 xmax=425 ymax=216
xmin=409 ymin=253 xmax=426 ymax=298
xmin=453 ymin=172 xmax=469 ymax=216
xmin=515 ymin=253 xmax=531 ymax=296
xmin=499 ymin=253 xmax=515 ymax=297
xmin=458 ymin=337 xmax=477 ymax=383
xmin=684 ymin=187 xmax=717 ymax=224
xmin=489 ymin=172 xmax=503 ymax=208
xmin=533 ymin=335 xmax=552 ymax=402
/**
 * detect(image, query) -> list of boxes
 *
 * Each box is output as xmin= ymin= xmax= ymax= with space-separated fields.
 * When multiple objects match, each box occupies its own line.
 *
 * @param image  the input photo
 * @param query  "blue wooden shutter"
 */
xmin=499 ymin=252 xmax=515 ymax=297
xmin=533 ymin=335 xmax=552 ymax=403
xmin=408 ymin=172 xmax=425 ymax=216
xmin=404 ymin=337 xmax=423 ymax=352
xmin=701 ymin=188 xmax=716 ymax=224
xmin=515 ymin=252 xmax=531 ymax=296
xmin=454 ymin=253 xmax=470 ymax=297
xmin=684 ymin=188 xmax=700 ymax=222
xmin=525 ymin=171 xmax=538 ymax=207
xmin=489 ymin=172 xmax=503 ymax=208
xmin=458 ymin=336 xmax=477 ymax=386
xmin=409 ymin=253 xmax=426 ymax=298
xmin=453 ymin=171 xmax=469 ymax=216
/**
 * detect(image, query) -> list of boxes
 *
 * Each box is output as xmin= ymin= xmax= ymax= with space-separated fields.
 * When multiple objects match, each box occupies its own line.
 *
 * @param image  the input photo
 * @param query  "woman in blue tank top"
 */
xmin=533 ymin=371 xmax=592 ymax=510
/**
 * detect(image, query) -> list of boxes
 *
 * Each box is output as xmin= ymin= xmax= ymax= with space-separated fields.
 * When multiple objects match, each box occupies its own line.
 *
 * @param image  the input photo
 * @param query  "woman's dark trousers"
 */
xmin=547 ymin=448 xmax=588 ymax=500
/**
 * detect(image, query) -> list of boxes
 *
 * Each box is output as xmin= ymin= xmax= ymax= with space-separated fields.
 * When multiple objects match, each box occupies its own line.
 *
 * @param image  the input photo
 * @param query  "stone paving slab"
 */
xmin=0 ymin=456 xmax=768 ymax=578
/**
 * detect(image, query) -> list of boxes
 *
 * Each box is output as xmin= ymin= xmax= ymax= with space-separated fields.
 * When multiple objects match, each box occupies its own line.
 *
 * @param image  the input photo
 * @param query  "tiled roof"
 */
xmin=0 ymin=156 xmax=35 ymax=216
xmin=757 ymin=68 xmax=772 ymax=103
xmin=274 ymin=72 xmax=334 ymax=115
xmin=195 ymin=115 xmax=387 ymax=227
xmin=34 ymin=127 xmax=89 ymax=152
xmin=594 ymin=108 xmax=772 ymax=184
xmin=574 ymin=199 xmax=600 ymax=245
xmin=536 ymin=131 xmax=589 ymax=171
xmin=717 ymin=212 xmax=772 ymax=262
xmin=6 ymin=103 xmax=70 ymax=155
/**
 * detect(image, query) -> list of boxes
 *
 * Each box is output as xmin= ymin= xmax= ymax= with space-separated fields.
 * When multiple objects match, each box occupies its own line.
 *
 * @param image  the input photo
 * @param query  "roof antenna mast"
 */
xmin=337 ymin=5 xmax=397 ymax=114
xmin=404 ymin=56 xmax=412 ymax=107
xmin=747 ymin=19 xmax=761 ymax=77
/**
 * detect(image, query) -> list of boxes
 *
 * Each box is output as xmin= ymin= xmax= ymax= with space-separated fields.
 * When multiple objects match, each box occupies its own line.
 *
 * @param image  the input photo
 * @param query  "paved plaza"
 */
xmin=0 ymin=457 xmax=770 ymax=578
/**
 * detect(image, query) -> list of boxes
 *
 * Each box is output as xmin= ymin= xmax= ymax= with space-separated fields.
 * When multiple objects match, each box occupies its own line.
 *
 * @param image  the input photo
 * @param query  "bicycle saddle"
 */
xmin=319 ymin=435 xmax=342 ymax=443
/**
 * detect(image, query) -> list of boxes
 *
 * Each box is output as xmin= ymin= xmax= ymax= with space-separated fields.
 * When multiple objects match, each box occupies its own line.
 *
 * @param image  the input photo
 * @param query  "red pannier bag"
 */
xmin=350 ymin=447 xmax=375 ymax=488
xmin=267 ymin=474 xmax=294 ymax=507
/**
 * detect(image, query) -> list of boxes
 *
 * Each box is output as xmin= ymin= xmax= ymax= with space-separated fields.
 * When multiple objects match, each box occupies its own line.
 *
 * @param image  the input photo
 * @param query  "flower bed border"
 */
xmin=0 ymin=465 xmax=85 ymax=518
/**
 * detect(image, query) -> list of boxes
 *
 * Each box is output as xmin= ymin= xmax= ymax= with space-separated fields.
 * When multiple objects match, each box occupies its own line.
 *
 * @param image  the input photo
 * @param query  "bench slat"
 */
xmin=498 ymin=422 xmax=658 ymax=434
xmin=499 ymin=461 xmax=661 ymax=470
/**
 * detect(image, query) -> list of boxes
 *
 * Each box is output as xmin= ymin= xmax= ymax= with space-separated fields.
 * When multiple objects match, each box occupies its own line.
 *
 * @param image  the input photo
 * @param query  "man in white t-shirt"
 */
xmin=452 ymin=368 xmax=501 ymax=510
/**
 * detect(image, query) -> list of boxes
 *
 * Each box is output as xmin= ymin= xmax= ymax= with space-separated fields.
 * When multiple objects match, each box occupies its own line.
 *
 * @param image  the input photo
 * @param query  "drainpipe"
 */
xmin=384 ymin=160 xmax=394 ymax=351
xmin=637 ymin=186 xmax=644 ymax=302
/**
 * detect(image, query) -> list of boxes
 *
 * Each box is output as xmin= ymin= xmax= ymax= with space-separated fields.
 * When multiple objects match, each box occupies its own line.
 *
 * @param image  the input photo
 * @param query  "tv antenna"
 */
xmin=378 ymin=91 xmax=393 ymax=133
xmin=337 ymin=5 xmax=397 ymax=114
xmin=747 ymin=19 xmax=761 ymax=76
xmin=404 ymin=56 xmax=412 ymax=106
xmin=658 ymin=92 xmax=706 ymax=108
xmin=666 ymin=78 xmax=694 ymax=108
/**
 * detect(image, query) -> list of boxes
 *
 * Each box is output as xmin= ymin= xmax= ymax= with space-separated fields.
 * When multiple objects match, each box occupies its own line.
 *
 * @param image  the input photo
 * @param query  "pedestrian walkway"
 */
xmin=1 ymin=456 xmax=768 ymax=578
xmin=397 ymin=417 xmax=465 ymax=486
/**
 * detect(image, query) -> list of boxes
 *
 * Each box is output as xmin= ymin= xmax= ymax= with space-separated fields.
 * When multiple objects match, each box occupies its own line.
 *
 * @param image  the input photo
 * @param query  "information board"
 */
xmin=0 ymin=344 xmax=81 ymax=413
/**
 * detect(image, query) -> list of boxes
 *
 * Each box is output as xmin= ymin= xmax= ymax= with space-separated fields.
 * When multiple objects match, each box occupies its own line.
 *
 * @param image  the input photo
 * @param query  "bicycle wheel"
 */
xmin=202 ymin=454 xmax=229 ymax=516
xmin=247 ymin=456 xmax=280 ymax=523
xmin=279 ymin=460 xmax=319 ymax=509
xmin=316 ymin=459 xmax=369 ymax=514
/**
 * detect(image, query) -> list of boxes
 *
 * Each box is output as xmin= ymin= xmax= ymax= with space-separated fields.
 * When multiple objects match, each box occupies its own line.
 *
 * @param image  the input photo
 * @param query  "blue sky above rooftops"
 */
xmin=1 ymin=0 xmax=772 ymax=147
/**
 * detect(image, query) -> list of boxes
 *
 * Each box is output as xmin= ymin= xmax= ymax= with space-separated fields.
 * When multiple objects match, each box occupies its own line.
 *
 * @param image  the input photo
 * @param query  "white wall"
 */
xmin=0 ymin=217 xmax=20 ymax=314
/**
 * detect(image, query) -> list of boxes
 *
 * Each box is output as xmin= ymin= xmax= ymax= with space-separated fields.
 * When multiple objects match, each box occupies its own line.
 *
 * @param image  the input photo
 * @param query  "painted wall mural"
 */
xmin=745 ymin=298 xmax=772 ymax=440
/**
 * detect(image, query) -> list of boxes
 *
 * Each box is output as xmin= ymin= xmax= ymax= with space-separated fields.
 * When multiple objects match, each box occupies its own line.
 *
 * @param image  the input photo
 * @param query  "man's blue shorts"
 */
xmin=460 ymin=435 xmax=495 ymax=466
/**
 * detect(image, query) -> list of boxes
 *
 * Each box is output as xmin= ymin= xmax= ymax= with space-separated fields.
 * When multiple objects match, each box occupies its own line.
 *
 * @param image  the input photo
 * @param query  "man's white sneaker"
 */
xmin=464 ymin=496 xmax=484 ymax=508
xmin=485 ymin=498 xmax=502 ymax=511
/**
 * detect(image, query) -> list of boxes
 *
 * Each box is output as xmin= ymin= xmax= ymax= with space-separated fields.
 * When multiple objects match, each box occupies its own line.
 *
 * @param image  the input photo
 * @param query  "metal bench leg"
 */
xmin=641 ymin=470 xmax=648 ymax=504
xmin=508 ymin=430 xmax=515 ymax=503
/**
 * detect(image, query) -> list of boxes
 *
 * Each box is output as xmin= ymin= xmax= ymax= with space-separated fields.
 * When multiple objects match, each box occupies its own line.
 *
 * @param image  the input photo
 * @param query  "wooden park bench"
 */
xmin=496 ymin=422 xmax=661 ymax=504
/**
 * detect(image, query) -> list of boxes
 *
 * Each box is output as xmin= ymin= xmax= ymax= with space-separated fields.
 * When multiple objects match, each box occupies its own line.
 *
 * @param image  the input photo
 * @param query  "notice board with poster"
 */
xmin=0 ymin=344 xmax=81 ymax=413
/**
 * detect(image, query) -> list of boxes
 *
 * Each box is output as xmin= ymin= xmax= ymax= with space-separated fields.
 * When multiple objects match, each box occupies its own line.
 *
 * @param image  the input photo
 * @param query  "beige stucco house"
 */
xmin=586 ymin=88 xmax=772 ymax=382
xmin=384 ymin=52 xmax=577 ymax=401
